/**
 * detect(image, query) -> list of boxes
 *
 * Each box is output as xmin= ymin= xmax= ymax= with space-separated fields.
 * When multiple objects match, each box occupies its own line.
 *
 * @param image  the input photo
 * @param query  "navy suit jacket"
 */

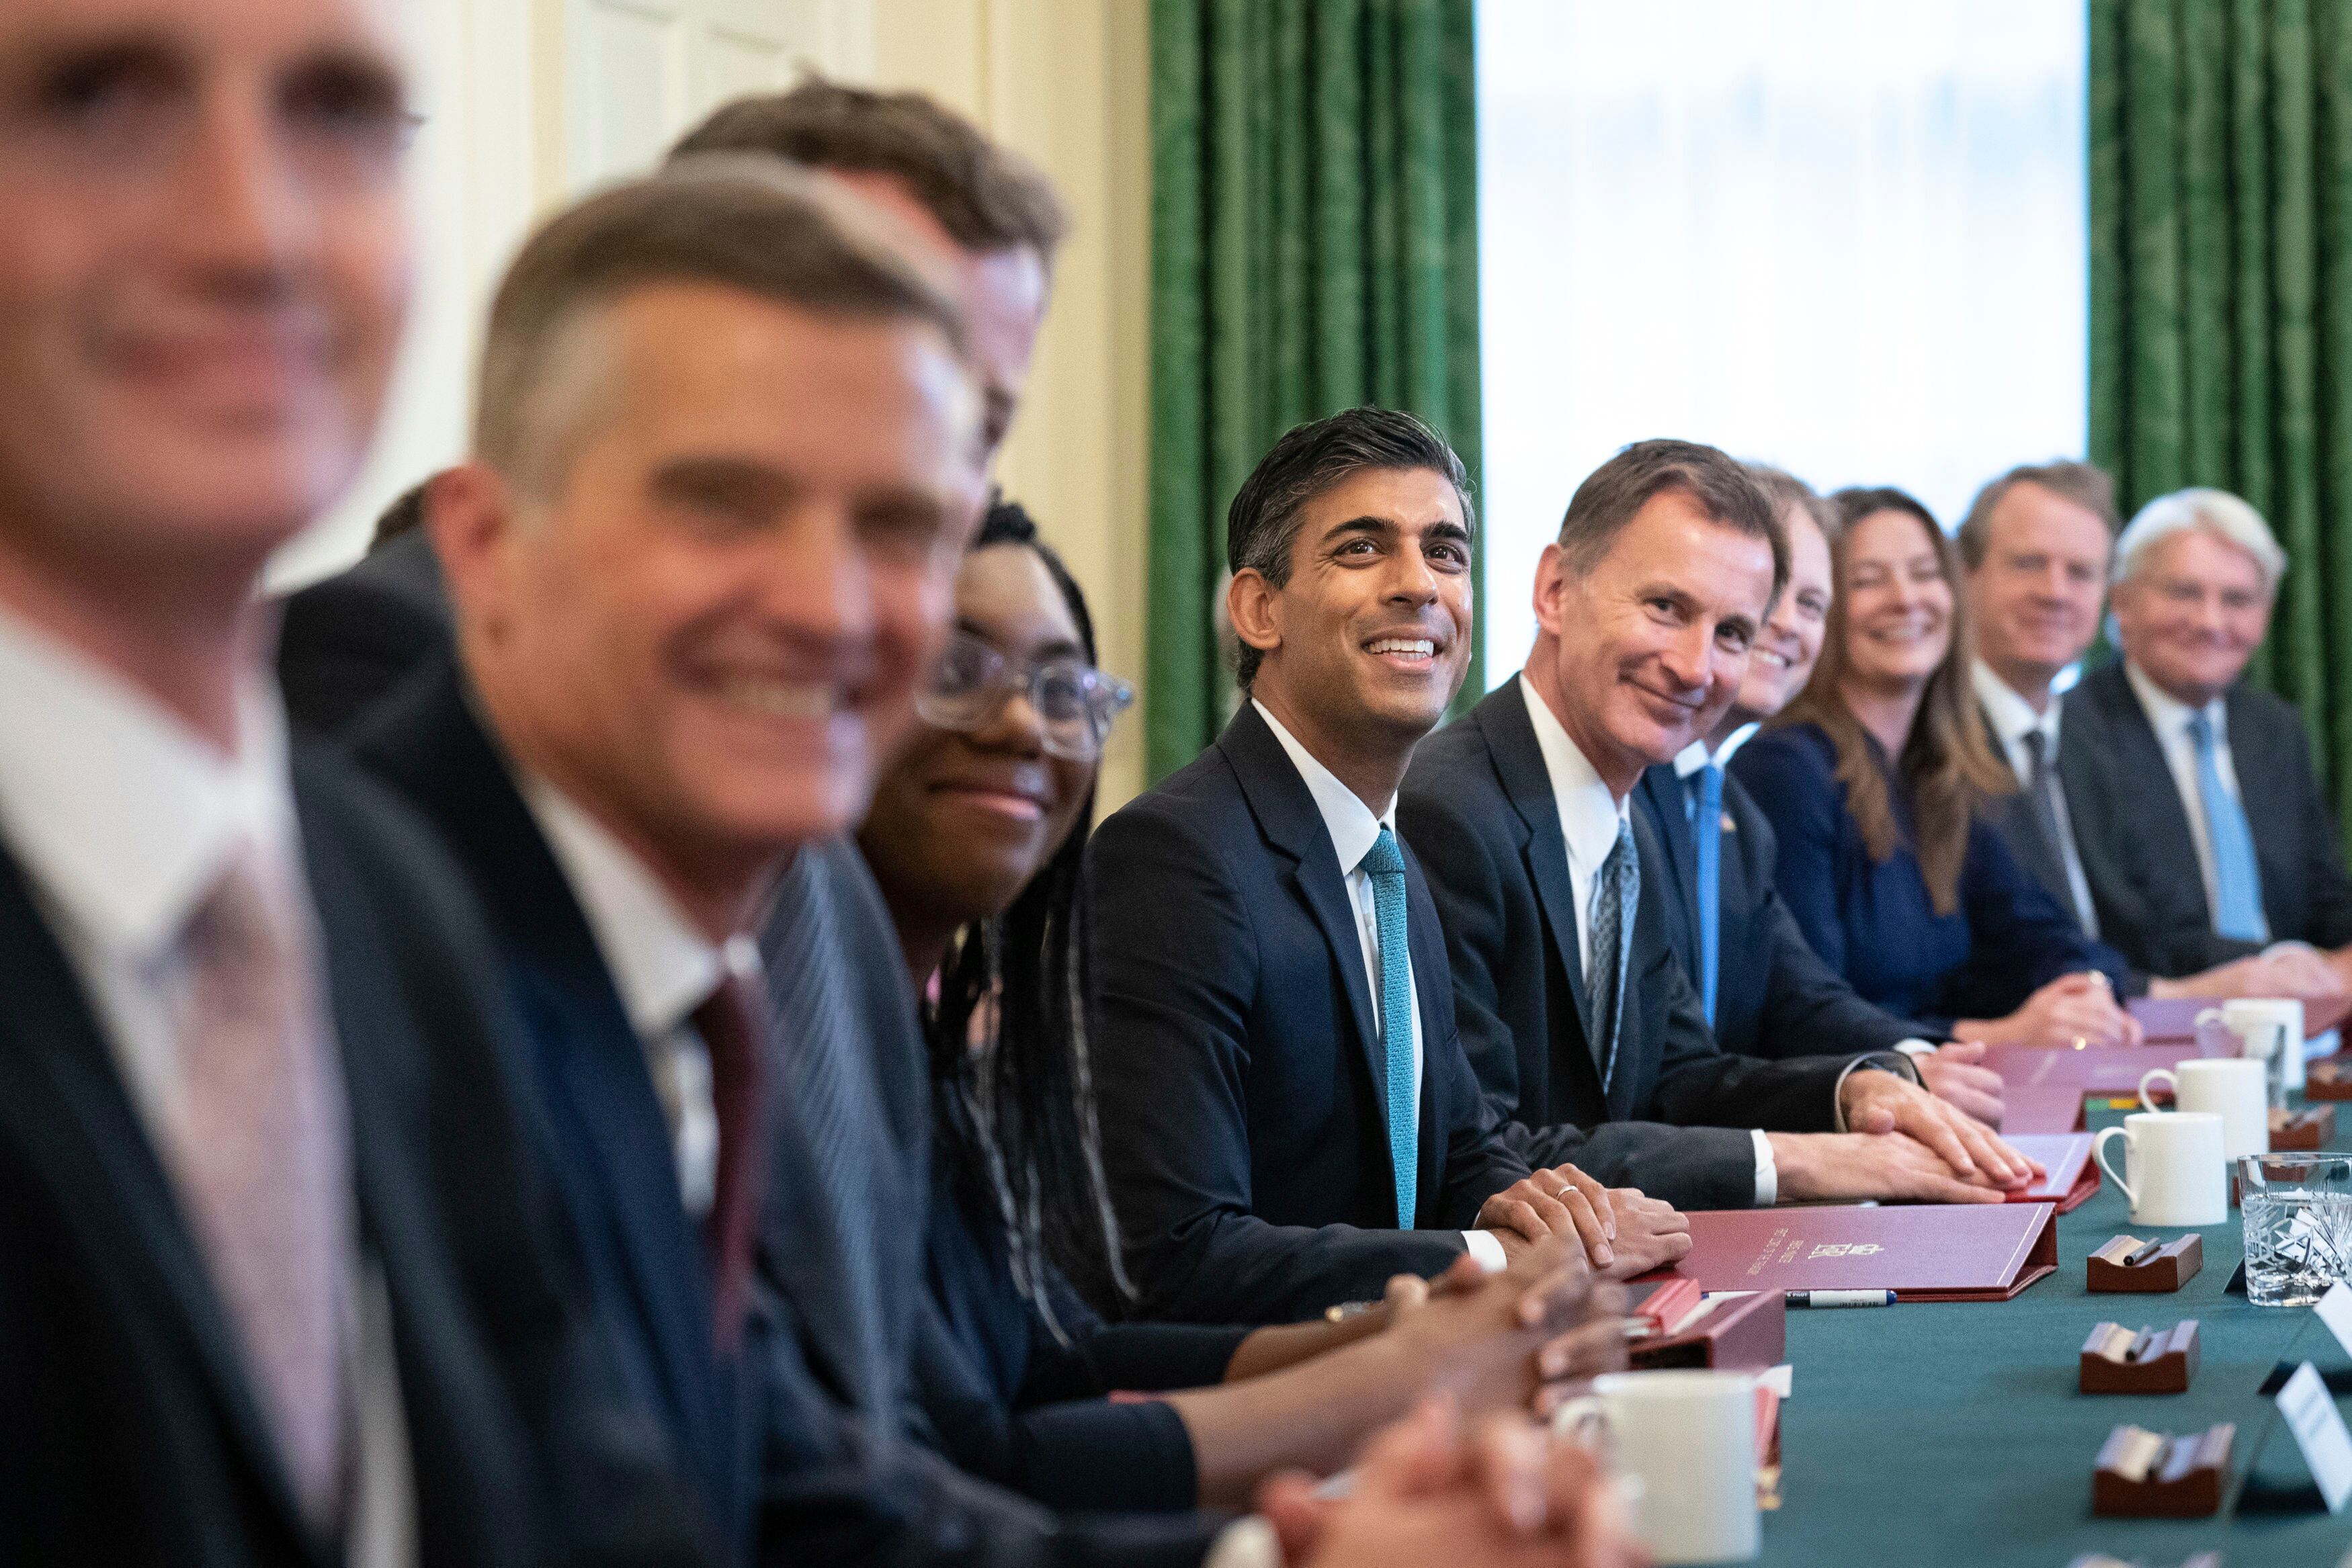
xmin=1632 ymin=761 xmax=1927 ymax=1060
xmin=0 ymin=743 xmax=711 ymax=1568
xmin=1732 ymin=721 xmax=2130 ymax=1034
xmin=356 ymin=662 xmax=1224 ymax=1568
xmin=353 ymin=666 xmax=765 ymax=1550
xmin=2062 ymin=659 xmax=2352 ymax=972
xmin=1087 ymin=703 xmax=1532 ymax=1325
xmin=1398 ymin=684 xmax=1851 ymax=1213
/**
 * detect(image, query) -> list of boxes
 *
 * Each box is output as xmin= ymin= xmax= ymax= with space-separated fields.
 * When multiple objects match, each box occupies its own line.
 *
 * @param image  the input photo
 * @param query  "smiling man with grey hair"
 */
xmin=2062 ymin=486 xmax=2352 ymax=986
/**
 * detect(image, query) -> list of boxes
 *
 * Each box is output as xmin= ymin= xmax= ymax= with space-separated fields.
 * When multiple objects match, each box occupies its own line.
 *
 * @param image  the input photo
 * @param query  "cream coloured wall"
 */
xmin=271 ymin=0 xmax=1152 ymax=810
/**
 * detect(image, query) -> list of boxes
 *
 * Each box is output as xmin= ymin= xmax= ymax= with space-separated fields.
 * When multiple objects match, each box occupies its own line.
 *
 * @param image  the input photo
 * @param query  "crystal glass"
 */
xmin=2239 ymin=1154 xmax=2352 ymax=1307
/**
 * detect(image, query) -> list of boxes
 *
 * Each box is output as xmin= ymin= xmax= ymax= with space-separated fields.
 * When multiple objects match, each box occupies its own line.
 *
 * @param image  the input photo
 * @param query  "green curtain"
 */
xmin=1146 ymin=0 xmax=1483 ymax=783
xmin=2090 ymin=0 xmax=2352 ymax=834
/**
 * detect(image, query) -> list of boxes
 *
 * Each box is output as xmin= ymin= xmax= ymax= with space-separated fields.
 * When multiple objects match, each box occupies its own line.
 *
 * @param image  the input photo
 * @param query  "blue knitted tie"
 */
xmin=2187 ymin=711 xmax=2267 ymax=941
xmin=1360 ymin=828 xmax=1417 ymax=1228
xmin=1687 ymin=763 xmax=1724 ymax=1027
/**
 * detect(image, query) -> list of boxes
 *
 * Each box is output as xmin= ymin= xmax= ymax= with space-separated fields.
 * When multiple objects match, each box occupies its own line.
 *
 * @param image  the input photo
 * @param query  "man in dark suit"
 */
xmin=275 ymin=76 xmax=1066 ymax=739
xmin=1958 ymin=465 xmax=2341 ymax=996
xmin=1402 ymin=442 xmax=2032 ymax=1213
xmin=2060 ymin=487 xmax=2352 ymax=986
xmin=1091 ymin=410 xmax=1694 ymax=1328
xmin=0 ymin=4 xmax=716 ymax=1562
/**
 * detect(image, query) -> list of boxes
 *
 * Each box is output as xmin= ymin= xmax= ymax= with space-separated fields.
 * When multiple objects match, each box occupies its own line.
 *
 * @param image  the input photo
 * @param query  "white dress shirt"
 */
xmin=0 ymin=606 xmax=413 ymax=1567
xmin=518 ymin=775 xmax=757 ymax=1216
xmin=1519 ymin=681 xmax=1781 ymax=1205
xmin=2123 ymin=659 xmax=2259 ymax=937
xmin=1973 ymin=660 xmax=2101 ymax=936
xmin=1252 ymin=701 xmax=1506 ymax=1270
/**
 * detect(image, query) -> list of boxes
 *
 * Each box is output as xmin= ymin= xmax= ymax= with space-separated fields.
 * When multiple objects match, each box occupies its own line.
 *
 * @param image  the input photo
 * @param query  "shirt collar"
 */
xmin=2123 ymin=658 xmax=2225 ymax=743
xmin=1251 ymin=699 xmax=1394 ymax=877
xmin=1972 ymin=659 xmax=2061 ymax=748
xmin=518 ymin=775 xmax=755 ymax=1043
xmin=0 ymin=605 xmax=293 ymax=960
xmin=1516 ymin=674 xmax=1630 ymax=869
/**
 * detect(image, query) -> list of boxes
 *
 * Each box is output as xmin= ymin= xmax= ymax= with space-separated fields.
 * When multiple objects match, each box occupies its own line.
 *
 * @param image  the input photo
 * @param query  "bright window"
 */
xmin=1474 ymin=0 xmax=2087 ymax=681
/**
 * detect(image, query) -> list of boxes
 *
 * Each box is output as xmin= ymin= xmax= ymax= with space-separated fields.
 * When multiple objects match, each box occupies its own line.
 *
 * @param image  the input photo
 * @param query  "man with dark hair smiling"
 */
xmin=1400 ymin=441 xmax=2032 ymax=1213
xmin=1090 ymin=409 xmax=1692 ymax=1328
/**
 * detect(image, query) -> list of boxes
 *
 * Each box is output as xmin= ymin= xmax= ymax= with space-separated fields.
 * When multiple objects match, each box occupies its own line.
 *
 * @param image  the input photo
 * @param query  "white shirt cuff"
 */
xmin=1462 ymin=1228 xmax=1509 ymax=1273
xmin=1204 ymin=1516 xmax=1281 ymax=1568
xmin=1893 ymin=1039 xmax=1939 ymax=1060
xmin=1750 ymin=1129 xmax=1777 ymax=1207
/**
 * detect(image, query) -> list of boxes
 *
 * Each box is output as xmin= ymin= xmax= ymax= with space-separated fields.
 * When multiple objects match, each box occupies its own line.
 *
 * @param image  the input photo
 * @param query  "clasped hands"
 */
xmin=1472 ymin=1162 xmax=1689 ymax=1277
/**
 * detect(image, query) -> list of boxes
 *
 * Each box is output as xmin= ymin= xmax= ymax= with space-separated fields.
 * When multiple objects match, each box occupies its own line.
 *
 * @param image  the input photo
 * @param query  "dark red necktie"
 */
xmin=692 ymin=967 xmax=770 ymax=1352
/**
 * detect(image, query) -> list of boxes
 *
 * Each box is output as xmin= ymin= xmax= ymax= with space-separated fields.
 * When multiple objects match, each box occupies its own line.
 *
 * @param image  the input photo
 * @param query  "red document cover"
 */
xmin=2002 ymin=1133 xmax=2099 ymax=1214
xmin=1652 ymin=1203 xmax=2060 ymax=1301
xmin=1625 ymin=1287 xmax=1786 ymax=1373
xmin=2130 ymin=994 xmax=2352 ymax=1043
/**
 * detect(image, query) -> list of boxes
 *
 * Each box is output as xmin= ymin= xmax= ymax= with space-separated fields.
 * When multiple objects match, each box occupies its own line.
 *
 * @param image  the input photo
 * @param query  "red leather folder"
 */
xmin=1624 ymin=1284 xmax=1786 ymax=1372
xmin=1648 ymin=1203 xmax=2060 ymax=1302
xmin=2002 ymin=1133 xmax=2099 ymax=1214
xmin=2129 ymin=994 xmax=2352 ymax=1043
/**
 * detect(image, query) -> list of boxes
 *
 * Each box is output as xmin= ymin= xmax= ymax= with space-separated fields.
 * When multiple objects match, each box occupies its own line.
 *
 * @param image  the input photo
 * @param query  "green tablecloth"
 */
xmin=1759 ymin=1103 xmax=2352 ymax=1567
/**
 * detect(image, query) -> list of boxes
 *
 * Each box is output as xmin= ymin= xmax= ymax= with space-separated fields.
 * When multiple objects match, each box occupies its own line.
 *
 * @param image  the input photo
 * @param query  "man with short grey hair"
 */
xmin=2062 ymin=486 xmax=2352 ymax=984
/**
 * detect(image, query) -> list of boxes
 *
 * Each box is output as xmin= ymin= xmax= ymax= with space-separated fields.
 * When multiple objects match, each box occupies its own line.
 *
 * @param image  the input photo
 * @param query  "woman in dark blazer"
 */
xmin=855 ymin=503 xmax=1620 ymax=1515
xmin=1730 ymin=487 xmax=2142 ymax=1046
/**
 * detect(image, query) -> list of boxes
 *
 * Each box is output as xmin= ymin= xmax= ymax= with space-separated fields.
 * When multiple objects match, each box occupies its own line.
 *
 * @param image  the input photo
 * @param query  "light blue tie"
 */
xmin=1360 ymin=828 xmax=1418 ymax=1228
xmin=1588 ymin=818 xmax=1640 ymax=1090
xmin=2187 ymin=711 xmax=2267 ymax=942
xmin=1687 ymin=764 xmax=1724 ymax=1027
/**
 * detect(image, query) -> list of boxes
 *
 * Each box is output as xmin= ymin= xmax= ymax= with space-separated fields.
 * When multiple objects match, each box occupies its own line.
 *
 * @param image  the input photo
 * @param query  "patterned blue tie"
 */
xmin=2187 ymin=711 xmax=2267 ymax=941
xmin=1686 ymin=763 xmax=1724 ymax=1027
xmin=1588 ymin=817 xmax=1640 ymax=1090
xmin=1359 ymin=828 xmax=1418 ymax=1228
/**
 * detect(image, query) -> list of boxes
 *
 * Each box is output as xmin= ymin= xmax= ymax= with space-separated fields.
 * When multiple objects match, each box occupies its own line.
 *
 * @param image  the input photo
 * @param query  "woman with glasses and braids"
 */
xmin=856 ymin=500 xmax=1628 ymax=1518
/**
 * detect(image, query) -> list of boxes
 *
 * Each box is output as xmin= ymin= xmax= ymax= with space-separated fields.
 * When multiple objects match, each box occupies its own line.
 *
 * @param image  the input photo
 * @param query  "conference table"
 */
xmin=1755 ymin=1078 xmax=2352 ymax=1563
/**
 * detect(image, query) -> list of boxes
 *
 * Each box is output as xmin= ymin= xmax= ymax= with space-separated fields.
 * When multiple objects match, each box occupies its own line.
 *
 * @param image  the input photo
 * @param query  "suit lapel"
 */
xmin=0 ymin=848 xmax=310 ymax=1545
xmin=1473 ymin=688 xmax=1600 ymax=1076
xmin=2087 ymin=662 xmax=2212 ymax=920
xmin=1217 ymin=707 xmax=1392 ymax=1157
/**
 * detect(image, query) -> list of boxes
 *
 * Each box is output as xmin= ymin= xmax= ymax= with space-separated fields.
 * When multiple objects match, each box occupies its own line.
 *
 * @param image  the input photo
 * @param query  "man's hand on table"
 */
xmin=1477 ymin=1166 xmax=1691 ymax=1280
xmin=1259 ymin=1398 xmax=1642 ymax=1568
xmin=1913 ymin=1041 xmax=2005 ymax=1125
xmin=1768 ymin=1129 xmax=2018 ymax=1204
xmin=1840 ymin=1068 xmax=2039 ymax=1189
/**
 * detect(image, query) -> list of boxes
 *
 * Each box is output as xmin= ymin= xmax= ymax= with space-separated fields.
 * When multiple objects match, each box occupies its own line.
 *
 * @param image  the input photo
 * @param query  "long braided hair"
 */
xmin=925 ymin=500 xmax=1132 ymax=1332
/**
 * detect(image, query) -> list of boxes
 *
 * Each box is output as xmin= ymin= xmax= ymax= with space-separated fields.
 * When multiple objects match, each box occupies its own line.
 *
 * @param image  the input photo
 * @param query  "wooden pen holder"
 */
xmin=2087 ymin=1234 xmax=2203 ymax=1293
xmin=2092 ymin=1422 xmax=2234 ymax=1518
xmin=2305 ymin=1059 xmax=2352 ymax=1101
xmin=2080 ymin=1320 xmax=2199 ymax=1393
xmin=2272 ymin=1105 xmax=2336 ymax=1151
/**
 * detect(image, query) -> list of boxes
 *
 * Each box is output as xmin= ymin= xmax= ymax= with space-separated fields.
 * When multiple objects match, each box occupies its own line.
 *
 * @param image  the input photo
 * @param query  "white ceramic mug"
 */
xmin=1553 ymin=1369 xmax=1757 ymax=1564
xmin=2093 ymin=1111 xmax=2228 ymax=1227
xmin=2140 ymin=1059 xmax=2269 ymax=1162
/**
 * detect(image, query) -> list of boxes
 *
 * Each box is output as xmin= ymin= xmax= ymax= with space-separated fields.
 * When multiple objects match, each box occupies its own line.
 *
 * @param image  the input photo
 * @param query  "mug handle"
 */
xmin=2093 ymin=1124 xmax=2138 ymax=1209
xmin=2138 ymin=1068 xmax=2178 ymax=1115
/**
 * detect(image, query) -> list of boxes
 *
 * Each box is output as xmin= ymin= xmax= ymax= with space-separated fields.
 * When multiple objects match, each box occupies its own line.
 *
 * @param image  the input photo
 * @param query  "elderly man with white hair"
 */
xmin=2062 ymin=487 xmax=2352 ymax=984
